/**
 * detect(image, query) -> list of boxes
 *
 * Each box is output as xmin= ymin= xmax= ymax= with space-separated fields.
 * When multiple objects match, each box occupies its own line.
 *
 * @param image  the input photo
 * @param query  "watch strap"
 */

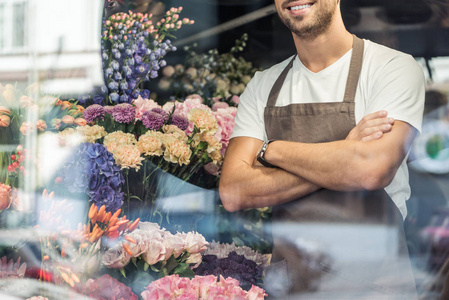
xmin=257 ymin=140 xmax=277 ymax=168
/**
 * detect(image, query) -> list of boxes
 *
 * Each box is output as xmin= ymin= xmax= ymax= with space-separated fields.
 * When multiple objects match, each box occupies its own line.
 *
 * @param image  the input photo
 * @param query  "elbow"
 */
xmin=359 ymin=164 xmax=395 ymax=191
xmin=218 ymin=178 xmax=243 ymax=213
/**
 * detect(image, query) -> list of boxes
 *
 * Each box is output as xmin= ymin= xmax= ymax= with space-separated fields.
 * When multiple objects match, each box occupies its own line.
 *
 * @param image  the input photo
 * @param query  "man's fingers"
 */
xmin=361 ymin=131 xmax=383 ymax=142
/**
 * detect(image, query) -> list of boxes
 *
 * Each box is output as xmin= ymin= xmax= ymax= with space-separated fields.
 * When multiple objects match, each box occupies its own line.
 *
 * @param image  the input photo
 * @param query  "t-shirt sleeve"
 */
xmin=366 ymin=55 xmax=425 ymax=132
xmin=230 ymin=72 xmax=266 ymax=141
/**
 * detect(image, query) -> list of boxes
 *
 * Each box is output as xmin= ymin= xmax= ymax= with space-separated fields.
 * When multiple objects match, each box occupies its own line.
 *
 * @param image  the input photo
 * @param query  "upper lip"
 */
xmin=283 ymin=1 xmax=314 ymax=9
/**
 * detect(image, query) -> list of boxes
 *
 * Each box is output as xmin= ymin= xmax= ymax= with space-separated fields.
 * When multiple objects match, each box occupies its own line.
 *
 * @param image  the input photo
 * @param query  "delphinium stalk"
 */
xmin=98 ymin=8 xmax=194 ymax=106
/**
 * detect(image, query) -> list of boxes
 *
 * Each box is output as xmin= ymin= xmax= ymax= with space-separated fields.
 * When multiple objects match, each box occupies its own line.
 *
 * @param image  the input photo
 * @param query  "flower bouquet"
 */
xmin=156 ymin=34 xmax=260 ymax=107
xmin=80 ymin=8 xmax=193 ymax=106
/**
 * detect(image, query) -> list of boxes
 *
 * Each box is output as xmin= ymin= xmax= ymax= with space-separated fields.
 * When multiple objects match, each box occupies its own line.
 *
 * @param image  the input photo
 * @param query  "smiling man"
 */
xmin=219 ymin=0 xmax=425 ymax=299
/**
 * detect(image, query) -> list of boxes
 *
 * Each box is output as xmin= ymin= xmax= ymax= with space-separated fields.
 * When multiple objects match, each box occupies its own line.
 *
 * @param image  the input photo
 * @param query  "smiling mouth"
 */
xmin=288 ymin=3 xmax=313 ymax=11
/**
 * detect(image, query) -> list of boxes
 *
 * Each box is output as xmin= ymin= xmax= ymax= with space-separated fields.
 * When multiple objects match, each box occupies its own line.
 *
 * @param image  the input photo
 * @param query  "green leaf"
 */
xmin=119 ymin=268 xmax=127 ymax=278
xmin=174 ymin=263 xmax=195 ymax=278
xmin=144 ymin=262 xmax=150 ymax=272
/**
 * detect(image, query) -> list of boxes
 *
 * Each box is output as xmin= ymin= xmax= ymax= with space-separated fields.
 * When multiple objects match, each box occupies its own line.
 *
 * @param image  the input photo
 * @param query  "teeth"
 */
xmin=290 ymin=4 xmax=312 ymax=10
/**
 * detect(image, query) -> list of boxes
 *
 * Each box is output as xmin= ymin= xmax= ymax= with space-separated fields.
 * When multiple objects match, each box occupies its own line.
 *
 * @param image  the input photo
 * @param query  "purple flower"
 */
xmin=83 ymin=104 xmax=105 ymax=123
xmin=141 ymin=110 xmax=166 ymax=130
xmin=104 ymin=106 xmax=114 ymax=114
xmin=60 ymin=143 xmax=124 ymax=213
xmin=112 ymin=103 xmax=136 ymax=124
xmin=169 ymin=114 xmax=189 ymax=131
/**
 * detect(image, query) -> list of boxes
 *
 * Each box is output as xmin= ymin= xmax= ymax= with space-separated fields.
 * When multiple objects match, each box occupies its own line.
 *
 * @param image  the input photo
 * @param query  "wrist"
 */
xmin=256 ymin=140 xmax=277 ymax=168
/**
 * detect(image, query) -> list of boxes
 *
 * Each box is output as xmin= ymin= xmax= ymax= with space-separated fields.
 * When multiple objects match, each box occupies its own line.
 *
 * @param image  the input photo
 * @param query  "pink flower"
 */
xmin=163 ymin=233 xmax=185 ymax=259
xmin=180 ymin=232 xmax=208 ymax=254
xmin=101 ymin=247 xmax=131 ymax=268
xmin=230 ymin=95 xmax=240 ymax=105
xmin=19 ymin=95 xmax=34 ymax=108
xmin=246 ymin=285 xmax=268 ymax=300
xmin=204 ymin=162 xmax=220 ymax=176
xmin=132 ymin=96 xmax=161 ymax=120
xmin=212 ymin=101 xmax=229 ymax=111
xmin=141 ymin=239 xmax=166 ymax=265
xmin=20 ymin=121 xmax=35 ymax=135
xmin=36 ymin=120 xmax=47 ymax=132
xmin=214 ymin=107 xmax=237 ymax=156
xmin=0 ymin=183 xmax=12 ymax=210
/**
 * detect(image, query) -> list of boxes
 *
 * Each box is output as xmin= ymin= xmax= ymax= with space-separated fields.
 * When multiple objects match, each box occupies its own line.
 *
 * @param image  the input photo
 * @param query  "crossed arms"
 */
xmin=219 ymin=111 xmax=417 ymax=212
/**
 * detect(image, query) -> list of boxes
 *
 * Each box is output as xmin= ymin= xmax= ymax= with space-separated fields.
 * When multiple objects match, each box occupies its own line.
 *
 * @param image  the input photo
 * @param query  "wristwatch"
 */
xmin=256 ymin=140 xmax=277 ymax=168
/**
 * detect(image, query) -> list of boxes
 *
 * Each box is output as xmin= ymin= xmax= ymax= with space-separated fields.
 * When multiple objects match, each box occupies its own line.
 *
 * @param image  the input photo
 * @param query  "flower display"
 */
xmin=0 ymin=5 xmax=272 ymax=299
xmin=156 ymin=34 xmax=259 ymax=105
xmin=141 ymin=274 xmax=267 ymax=299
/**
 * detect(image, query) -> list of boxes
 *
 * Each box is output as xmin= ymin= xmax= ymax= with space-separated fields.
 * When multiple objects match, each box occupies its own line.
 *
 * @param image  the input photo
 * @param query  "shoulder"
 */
xmin=363 ymin=39 xmax=422 ymax=74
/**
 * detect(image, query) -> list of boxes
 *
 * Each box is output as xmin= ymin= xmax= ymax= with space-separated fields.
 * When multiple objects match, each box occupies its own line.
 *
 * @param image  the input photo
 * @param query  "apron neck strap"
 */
xmin=343 ymin=35 xmax=364 ymax=103
xmin=266 ymin=34 xmax=364 ymax=107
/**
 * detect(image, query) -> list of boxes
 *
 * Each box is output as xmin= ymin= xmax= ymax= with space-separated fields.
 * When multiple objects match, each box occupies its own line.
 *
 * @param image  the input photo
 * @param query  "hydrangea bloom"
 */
xmin=61 ymin=143 xmax=124 ymax=212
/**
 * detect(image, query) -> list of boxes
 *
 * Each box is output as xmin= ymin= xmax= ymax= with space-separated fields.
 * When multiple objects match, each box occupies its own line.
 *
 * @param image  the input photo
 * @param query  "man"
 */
xmin=219 ymin=0 xmax=425 ymax=299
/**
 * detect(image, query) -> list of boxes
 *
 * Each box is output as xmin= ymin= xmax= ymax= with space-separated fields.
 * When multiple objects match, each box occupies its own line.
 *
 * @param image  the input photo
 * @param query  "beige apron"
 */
xmin=263 ymin=36 xmax=417 ymax=299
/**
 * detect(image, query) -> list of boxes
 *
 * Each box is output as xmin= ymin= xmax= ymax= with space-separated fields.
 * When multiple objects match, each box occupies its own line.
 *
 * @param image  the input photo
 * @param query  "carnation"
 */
xmin=136 ymin=131 xmax=164 ymax=157
xmin=169 ymin=114 xmax=189 ymax=131
xmin=132 ymin=96 xmax=161 ymax=120
xmin=104 ymin=131 xmax=137 ymax=153
xmin=162 ymin=125 xmax=188 ymax=142
xmin=141 ymin=274 xmax=267 ymax=300
xmin=76 ymin=125 xmax=107 ymax=143
xmin=141 ymin=110 xmax=166 ymax=130
xmin=111 ymin=144 xmax=144 ymax=170
xmin=83 ymin=104 xmax=105 ymax=123
xmin=163 ymin=138 xmax=192 ymax=166
xmin=112 ymin=103 xmax=136 ymax=123
xmin=214 ymin=107 xmax=237 ymax=156
xmin=187 ymin=108 xmax=218 ymax=135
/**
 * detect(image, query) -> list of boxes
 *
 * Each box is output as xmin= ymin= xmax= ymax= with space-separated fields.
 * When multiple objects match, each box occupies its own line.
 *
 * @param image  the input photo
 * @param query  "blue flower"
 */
xmin=61 ymin=143 xmax=124 ymax=213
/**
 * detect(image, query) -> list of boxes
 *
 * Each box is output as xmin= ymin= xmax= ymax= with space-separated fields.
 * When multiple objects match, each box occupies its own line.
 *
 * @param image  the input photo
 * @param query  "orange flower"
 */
xmin=74 ymin=118 xmax=87 ymax=126
xmin=61 ymin=101 xmax=72 ymax=110
xmin=36 ymin=119 xmax=47 ymax=132
xmin=61 ymin=115 xmax=75 ymax=124
xmin=0 ymin=115 xmax=10 ymax=127
xmin=0 ymin=106 xmax=11 ymax=116
xmin=0 ymin=182 xmax=12 ymax=210
xmin=55 ymin=99 xmax=63 ymax=106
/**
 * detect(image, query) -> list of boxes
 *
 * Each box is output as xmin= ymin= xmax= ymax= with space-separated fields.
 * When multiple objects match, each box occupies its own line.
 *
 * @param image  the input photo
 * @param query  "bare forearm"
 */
xmin=219 ymin=163 xmax=320 ymax=212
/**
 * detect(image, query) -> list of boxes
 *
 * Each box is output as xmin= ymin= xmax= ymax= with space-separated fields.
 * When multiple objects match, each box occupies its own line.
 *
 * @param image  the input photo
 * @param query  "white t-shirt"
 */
xmin=231 ymin=39 xmax=426 ymax=219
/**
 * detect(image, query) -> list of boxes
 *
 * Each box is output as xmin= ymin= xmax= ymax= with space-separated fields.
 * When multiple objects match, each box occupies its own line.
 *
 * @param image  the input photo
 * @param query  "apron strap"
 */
xmin=266 ymin=35 xmax=364 ymax=108
xmin=266 ymin=56 xmax=296 ymax=108
xmin=343 ymin=35 xmax=364 ymax=103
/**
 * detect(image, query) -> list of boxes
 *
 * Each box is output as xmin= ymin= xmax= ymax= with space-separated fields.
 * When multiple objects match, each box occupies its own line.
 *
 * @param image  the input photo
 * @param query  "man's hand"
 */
xmin=346 ymin=111 xmax=394 ymax=142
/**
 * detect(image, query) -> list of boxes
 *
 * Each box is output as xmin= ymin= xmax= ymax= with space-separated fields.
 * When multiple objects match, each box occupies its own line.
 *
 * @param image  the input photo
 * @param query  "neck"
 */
xmin=293 ymin=13 xmax=353 ymax=73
